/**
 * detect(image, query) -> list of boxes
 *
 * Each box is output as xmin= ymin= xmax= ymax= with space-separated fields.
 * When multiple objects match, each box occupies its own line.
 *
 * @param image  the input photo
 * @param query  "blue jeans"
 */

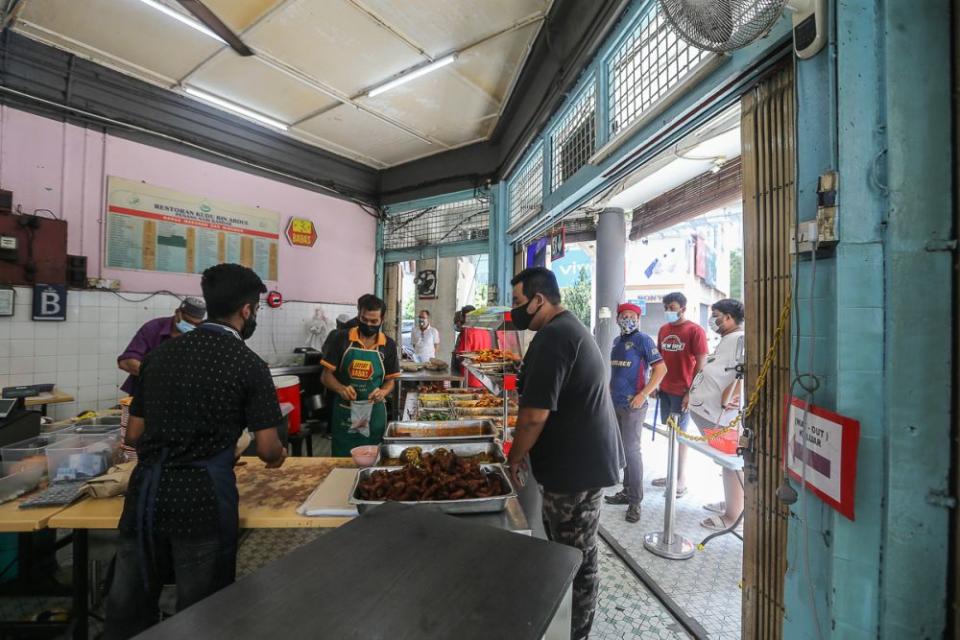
xmin=104 ymin=532 xmax=234 ymax=639
xmin=658 ymin=392 xmax=690 ymax=430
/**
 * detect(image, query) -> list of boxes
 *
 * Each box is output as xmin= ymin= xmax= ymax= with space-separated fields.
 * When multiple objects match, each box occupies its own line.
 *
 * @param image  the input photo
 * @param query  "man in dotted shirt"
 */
xmin=104 ymin=264 xmax=287 ymax=639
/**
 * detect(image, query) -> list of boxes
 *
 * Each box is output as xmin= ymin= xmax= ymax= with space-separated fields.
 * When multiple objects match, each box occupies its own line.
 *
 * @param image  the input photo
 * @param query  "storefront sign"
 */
xmin=783 ymin=397 xmax=860 ymax=520
xmin=284 ymin=217 xmax=318 ymax=247
xmin=105 ymin=177 xmax=279 ymax=282
xmin=32 ymin=283 xmax=67 ymax=321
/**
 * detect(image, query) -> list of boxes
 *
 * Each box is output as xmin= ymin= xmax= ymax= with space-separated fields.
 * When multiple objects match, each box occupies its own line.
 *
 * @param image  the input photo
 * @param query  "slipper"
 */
xmin=664 ymin=486 xmax=688 ymax=498
xmin=704 ymin=501 xmax=726 ymax=514
xmin=652 ymin=477 xmax=667 ymax=487
xmin=700 ymin=514 xmax=738 ymax=531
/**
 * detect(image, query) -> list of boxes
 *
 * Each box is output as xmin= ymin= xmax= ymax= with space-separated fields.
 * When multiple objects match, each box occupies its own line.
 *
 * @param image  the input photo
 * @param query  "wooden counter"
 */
xmin=0 ymin=492 xmax=68 ymax=532
xmin=48 ymin=457 xmax=356 ymax=531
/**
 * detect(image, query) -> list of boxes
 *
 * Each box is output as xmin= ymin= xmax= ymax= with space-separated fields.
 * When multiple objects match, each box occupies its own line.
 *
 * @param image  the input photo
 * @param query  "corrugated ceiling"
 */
xmin=12 ymin=0 xmax=551 ymax=169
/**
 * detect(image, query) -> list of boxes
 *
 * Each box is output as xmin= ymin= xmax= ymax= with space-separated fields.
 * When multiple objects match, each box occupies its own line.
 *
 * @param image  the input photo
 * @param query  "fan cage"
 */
xmin=382 ymin=197 xmax=490 ymax=251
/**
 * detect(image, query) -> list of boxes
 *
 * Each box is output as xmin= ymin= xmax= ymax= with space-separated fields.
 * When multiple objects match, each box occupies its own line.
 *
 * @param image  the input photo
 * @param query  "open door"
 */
xmin=740 ymin=61 xmax=794 ymax=640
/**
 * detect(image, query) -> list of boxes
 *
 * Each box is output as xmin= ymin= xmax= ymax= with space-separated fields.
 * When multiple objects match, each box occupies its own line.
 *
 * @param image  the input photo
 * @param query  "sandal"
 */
xmin=664 ymin=486 xmax=688 ymax=498
xmin=703 ymin=502 xmax=726 ymax=514
xmin=700 ymin=514 xmax=738 ymax=531
xmin=652 ymin=477 xmax=667 ymax=487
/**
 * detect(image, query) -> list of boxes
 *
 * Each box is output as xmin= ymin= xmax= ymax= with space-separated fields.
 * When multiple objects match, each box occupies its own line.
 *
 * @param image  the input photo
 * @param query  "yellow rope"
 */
xmin=665 ymin=294 xmax=792 ymax=443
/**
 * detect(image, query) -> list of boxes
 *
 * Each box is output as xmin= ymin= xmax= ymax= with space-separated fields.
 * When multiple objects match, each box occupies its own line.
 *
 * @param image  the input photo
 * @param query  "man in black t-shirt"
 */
xmin=105 ymin=264 xmax=287 ymax=639
xmin=506 ymin=267 xmax=623 ymax=640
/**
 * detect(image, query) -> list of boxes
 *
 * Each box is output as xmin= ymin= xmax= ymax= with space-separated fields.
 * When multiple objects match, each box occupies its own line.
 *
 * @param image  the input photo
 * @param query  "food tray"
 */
xmin=348 ymin=464 xmax=516 ymax=514
xmin=456 ymin=406 xmax=518 ymax=417
xmin=383 ymin=420 xmax=496 ymax=442
xmin=375 ymin=441 xmax=506 ymax=467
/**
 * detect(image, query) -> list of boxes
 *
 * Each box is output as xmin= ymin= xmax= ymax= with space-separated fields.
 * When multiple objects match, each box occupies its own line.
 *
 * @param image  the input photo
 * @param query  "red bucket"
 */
xmin=273 ymin=375 xmax=301 ymax=435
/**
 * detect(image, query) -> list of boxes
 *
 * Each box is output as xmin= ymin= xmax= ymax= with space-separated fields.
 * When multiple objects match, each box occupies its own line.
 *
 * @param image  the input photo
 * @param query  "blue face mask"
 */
xmin=176 ymin=319 xmax=196 ymax=334
xmin=664 ymin=310 xmax=680 ymax=323
xmin=618 ymin=318 xmax=638 ymax=335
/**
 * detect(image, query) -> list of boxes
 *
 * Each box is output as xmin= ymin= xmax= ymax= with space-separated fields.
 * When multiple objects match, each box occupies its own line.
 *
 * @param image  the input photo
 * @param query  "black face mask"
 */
xmin=240 ymin=312 xmax=257 ymax=340
xmin=510 ymin=298 xmax=541 ymax=331
xmin=359 ymin=323 xmax=380 ymax=338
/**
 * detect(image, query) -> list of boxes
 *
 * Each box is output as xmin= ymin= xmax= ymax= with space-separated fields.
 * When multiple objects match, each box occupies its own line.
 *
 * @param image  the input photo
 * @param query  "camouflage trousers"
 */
xmin=541 ymin=488 xmax=603 ymax=640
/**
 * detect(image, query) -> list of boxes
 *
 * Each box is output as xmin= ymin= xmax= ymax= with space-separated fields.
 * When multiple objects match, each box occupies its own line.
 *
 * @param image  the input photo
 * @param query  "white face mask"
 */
xmin=709 ymin=316 xmax=723 ymax=333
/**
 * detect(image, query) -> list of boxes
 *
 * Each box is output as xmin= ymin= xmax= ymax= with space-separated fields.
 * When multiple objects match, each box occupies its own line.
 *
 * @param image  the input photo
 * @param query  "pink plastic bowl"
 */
xmin=350 ymin=445 xmax=379 ymax=467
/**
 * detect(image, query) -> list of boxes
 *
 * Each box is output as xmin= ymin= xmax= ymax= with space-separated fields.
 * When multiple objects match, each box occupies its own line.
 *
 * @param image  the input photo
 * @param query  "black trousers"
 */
xmin=103 ymin=531 xmax=235 ymax=640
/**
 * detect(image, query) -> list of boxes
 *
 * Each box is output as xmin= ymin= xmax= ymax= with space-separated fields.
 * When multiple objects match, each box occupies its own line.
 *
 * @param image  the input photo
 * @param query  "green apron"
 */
xmin=331 ymin=343 xmax=388 ymax=457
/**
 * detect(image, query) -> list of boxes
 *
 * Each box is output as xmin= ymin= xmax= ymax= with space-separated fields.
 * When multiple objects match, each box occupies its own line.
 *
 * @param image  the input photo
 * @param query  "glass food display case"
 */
xmin=456 ymin=307 xmax=527 ymax=441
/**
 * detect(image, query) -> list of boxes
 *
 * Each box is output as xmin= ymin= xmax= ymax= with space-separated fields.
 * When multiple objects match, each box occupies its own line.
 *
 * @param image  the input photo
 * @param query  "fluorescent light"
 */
xmin=184 ymin=87 xmax=289 ymax=131
xmin=136 ymin=0 xmax=226 ymax=44
xmin=367 ymin=54 xmax=457 ymax=98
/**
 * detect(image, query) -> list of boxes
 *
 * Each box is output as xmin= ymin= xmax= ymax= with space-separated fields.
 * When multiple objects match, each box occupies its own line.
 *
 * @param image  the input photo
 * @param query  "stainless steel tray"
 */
xmin=383 ymin=420 xmax=496 ymax=442
xmin=374 ymin=441 xmax=506 ymax=467
xmin=348 ymin=463 xmax=516 ymax=514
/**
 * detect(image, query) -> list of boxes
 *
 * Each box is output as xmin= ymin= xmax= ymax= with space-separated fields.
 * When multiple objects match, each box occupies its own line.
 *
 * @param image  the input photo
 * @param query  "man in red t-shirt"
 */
xmin=655 ymin=291 xmax=708 ymax=494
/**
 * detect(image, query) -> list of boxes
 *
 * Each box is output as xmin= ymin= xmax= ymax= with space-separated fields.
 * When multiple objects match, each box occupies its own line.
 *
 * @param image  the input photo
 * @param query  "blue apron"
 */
xmin=134 ymin=321 xmax=241 ymax=588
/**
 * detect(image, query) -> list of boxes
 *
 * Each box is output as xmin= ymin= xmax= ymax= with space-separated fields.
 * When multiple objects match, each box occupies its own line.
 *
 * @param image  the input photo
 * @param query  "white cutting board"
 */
xmin=297 ymin=467 xmax=360 ymax=517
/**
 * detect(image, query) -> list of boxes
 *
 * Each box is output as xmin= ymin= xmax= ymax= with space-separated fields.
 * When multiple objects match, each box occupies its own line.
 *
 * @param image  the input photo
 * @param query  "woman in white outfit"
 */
xmin=687 ymin=298 xmax=745 ymax=531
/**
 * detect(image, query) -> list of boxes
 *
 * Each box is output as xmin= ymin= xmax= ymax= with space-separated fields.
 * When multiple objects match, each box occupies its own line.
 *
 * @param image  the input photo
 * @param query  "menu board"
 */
xmin=105 ymin=177 xmax=279 ymax=281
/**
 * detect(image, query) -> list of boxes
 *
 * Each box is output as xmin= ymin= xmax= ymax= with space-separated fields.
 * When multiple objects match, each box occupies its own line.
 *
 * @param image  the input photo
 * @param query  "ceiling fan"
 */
xmin=174 ymin=0 xmax=253 ymax=56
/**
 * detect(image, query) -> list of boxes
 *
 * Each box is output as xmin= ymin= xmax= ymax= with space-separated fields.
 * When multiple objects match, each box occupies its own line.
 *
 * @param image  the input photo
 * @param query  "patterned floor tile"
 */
xmin=600 ymin=422 xmax=744 ymax=639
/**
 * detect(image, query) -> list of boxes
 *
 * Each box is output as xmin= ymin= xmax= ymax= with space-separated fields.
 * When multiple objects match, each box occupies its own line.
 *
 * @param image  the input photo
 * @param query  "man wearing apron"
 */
xmin=105 ymin=264 xmax=287 ymax=640
xmin=321 ymin=294 xmax=400 ymax=456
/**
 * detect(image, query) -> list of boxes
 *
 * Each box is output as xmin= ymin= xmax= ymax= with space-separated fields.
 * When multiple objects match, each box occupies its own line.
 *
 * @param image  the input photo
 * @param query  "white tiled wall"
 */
xmin=0 ymin=287 xmax=352 ymax=420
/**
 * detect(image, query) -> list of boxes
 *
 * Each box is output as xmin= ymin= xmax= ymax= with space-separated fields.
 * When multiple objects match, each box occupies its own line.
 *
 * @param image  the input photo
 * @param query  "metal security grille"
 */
xmin=508 ymin=147 xmax=544 ymax=230
xmin=608 ymin=5 xmax=709 ymax=137
xmin=551 ymin=82 xmax=597 ymax=191
xmin=382 ymin=197 xmax=490 ymax=250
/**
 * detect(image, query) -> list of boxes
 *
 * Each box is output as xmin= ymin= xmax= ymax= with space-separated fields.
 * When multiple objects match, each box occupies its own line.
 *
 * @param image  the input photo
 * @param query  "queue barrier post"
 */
xmin=643 ymin=414 xmax=695 ymax=560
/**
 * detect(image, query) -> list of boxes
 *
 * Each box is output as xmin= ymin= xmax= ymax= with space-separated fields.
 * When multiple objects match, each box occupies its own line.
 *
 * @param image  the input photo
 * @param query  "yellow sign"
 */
xmin=349 ymin=360 xmax=373 ymax=380
xmin=285 ymin=217 xmax=318 ymax=247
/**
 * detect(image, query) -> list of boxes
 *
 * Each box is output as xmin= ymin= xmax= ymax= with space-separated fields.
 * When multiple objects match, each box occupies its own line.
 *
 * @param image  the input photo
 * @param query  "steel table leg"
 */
xmin=72 ymin=529 xmax=88 ymax=640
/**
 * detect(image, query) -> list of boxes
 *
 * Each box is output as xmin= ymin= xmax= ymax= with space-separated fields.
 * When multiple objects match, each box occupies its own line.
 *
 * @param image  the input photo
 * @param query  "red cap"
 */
xmin=617 ymin=303 xmax=643 ymax=316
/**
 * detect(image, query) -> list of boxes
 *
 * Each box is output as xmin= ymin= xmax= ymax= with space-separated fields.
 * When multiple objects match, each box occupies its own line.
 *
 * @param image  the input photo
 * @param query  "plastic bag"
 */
xmin=350 ymin=400 xmax=373 ymax=438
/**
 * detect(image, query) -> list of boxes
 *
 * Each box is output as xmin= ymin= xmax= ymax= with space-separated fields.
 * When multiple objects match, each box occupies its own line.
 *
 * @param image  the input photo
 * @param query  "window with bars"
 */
xmin=608 ymin=6 xmax=709 ymax=137
xmin=507 ymin=147 xmax=544 ymax=229
xmin=382 ymin=197 xmax=490 ymax=250
xmin=550 ymin=82 xmax=597 ymax=191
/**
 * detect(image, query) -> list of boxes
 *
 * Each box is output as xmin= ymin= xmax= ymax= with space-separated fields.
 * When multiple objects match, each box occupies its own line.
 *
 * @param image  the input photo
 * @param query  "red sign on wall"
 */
xmin=285 ymin=217 xmax=318 ymax=247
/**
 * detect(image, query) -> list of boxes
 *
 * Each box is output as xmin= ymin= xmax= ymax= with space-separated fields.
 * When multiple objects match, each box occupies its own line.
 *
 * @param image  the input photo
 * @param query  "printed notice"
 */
xmin=105 ymin=177 xmax=280 ymax=281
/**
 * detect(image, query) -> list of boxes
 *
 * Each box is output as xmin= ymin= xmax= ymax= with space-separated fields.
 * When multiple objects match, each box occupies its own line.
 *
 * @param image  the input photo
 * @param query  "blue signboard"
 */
xmin=32 ymin=284 xmax=67 ymax=321
xmin=552 ymin=247 xmax=593 ymax=288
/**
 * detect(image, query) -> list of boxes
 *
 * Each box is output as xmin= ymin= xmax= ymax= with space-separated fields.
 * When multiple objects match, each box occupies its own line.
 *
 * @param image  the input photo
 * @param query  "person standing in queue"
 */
xmin=505 ymin=267 xmax=623 ymax=640
xmin=655 ymin=291 xmax=709 ymax=496
xmin=104 ymin=264 xmax=287 ymax=639
xmin=688 ymin=298 xmax=746 ymax=531
xmin=321 ymin=294 xmax=400 ymax=456
xmin=117 ymin=297 xmax=206 ymax=395
xmin=604 ymin=303 xmax=667 ymax=523
xmin=411 ymin=309 xmax=440 ymax=362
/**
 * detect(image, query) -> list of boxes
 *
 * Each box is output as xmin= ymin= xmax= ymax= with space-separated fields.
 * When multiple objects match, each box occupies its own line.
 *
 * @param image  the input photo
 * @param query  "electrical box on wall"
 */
xmin=790 ymin=171 xmax=839 ymax=255
xmin=0 ymin=212 xmax=68 ymax=285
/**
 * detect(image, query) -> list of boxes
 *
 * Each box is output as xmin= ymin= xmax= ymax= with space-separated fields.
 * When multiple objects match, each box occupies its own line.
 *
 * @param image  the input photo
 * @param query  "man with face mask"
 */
xmin=603 ymin=303 xmax=667 ymax=523
xmin=411 ymin=309 xmax=440 ymax=362
xmin=117 ymin=297 xmax=206 ymax=395
xmin=105 ymin=264 xmax=286 ymax=639
xmin=321 ymin=294 xmax=400 ymax=456
xmin=505 ymin=267 xmax=622 ymax=640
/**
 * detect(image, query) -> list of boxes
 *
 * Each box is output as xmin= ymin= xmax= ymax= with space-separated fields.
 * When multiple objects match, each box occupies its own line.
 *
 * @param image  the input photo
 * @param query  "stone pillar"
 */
xmin=594 ymin=207 xmax=626 ymax=374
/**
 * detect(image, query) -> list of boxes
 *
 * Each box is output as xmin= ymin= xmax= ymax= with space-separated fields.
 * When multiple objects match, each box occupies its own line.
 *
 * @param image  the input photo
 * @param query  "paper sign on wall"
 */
xmin=104 ymin=177 xmax=279 ymax=282
xmin=285 ymin=217 xmax=318 ymax=247
xmin=783 ymin=396 xmax=860 ymax=520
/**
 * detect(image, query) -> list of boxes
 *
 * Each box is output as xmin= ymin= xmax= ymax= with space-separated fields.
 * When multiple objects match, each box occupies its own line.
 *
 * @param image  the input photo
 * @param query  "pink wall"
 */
xmin=0 ymin=106 xmax=375 ymax=303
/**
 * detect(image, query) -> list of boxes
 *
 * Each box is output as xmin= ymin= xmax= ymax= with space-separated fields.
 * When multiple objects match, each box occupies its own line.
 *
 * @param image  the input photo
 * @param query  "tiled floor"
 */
xmin=599 ymin=425 xmax=744 ymax=640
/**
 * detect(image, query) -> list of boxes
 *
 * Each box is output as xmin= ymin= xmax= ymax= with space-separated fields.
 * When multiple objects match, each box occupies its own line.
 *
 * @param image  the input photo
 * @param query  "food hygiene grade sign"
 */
xmin=105 ymin=177 xmax=280 ymax=282
xmin=783 ymin=396 xmax=860 ymax=520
